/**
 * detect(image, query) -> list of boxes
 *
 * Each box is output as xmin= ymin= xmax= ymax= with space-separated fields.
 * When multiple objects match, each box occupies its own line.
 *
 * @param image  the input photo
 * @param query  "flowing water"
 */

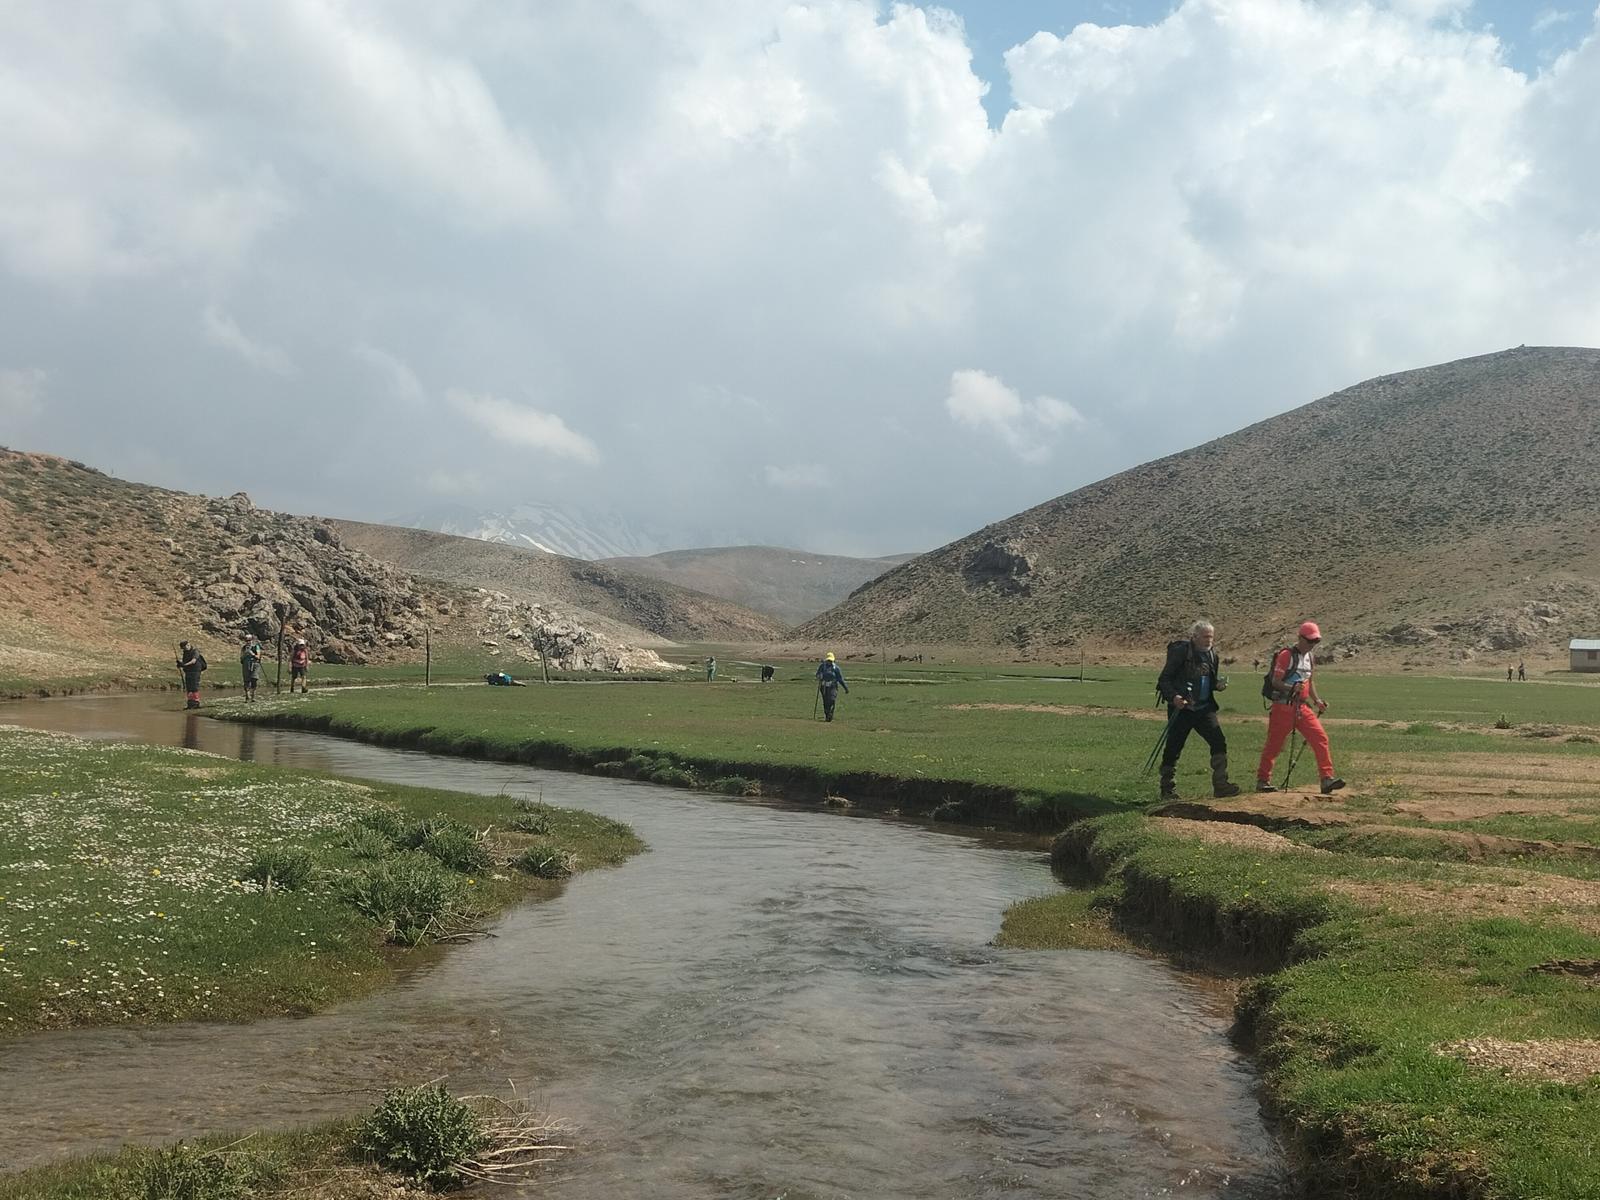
xmin=0 ymin=696 xmax=1290 ymax=1197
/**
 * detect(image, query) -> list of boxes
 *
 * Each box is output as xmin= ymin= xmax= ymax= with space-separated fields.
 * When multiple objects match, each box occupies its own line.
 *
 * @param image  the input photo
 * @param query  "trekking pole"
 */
xmin=1141 ymin=708 xmax=1180 ymax=776
xmin=813 ymin=684 xmax=820 ymax=720
xmin=1279 ymin=705 xmax=1308 ymax=790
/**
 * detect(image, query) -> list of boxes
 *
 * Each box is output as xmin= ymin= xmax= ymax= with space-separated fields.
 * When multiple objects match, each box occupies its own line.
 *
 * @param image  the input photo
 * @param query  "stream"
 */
xmin=0 ymin=695 xmax=1290 ymax=1197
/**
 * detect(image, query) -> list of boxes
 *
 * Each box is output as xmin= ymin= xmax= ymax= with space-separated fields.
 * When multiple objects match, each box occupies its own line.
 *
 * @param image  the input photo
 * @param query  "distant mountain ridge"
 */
xmin=393 ymin=502 xmax=670 ymax=560
xmin=602 ymin=545 xmax=915 ymax=626
xmin=797 ymin=347 xmax=1600 ymax=664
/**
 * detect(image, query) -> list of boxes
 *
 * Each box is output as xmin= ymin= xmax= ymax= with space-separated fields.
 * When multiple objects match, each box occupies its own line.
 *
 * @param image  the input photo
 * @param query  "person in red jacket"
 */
xmin=289 ymin=638 xmax=311 ymax=694
xmin=1257 ymin=621 xmax=1345 ymax=795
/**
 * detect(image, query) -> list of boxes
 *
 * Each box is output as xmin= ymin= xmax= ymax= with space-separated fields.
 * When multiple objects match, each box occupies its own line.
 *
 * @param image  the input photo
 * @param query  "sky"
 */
xmin=2 ymin=1 xmax=1598 ymax=557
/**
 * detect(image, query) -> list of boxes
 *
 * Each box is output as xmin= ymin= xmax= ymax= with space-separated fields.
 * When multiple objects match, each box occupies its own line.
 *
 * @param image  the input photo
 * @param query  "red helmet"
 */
xmin=1298 ymin=621 xmax=1323 ymax=642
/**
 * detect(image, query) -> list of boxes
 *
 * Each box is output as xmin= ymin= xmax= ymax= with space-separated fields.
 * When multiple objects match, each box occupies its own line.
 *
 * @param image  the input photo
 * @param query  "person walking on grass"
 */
xmin=705 ymin=655 xmax=717 ymax=681
xmin=176 ymin=640 xmax=207 ymax=710
xmin=815 ymin=652 xmax=849 ymax=722
xmin=1156 ymin=620 xmax=1241 ymax=801
xmin=1518 ymin=660 xmax=1527 ymax=682
xmin=239 ymin=633 xmax=263 ymax=703
xmin=1257 ymin=621 xmax=1344 ymax=795
xmin=289 ymin=638 xmax=311 ymax=694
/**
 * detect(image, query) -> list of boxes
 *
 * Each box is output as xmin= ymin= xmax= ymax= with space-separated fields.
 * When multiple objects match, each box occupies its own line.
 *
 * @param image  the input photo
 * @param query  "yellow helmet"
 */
xmin=825 ymin=652 xmax=835 ymax=661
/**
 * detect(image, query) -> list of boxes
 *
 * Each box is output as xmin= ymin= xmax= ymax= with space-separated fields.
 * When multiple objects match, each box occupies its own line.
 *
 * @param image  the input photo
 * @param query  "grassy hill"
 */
xmin=797 ymin=347 xmax=1600 ymax=666
xmin=600 ymin=545 xmax=914 ymax=625
xmin=332 ymin=521 xmax=785 ymax=645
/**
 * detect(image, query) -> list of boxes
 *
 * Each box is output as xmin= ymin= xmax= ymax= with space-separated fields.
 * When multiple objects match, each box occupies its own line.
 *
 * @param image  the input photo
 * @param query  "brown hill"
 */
xmin=0 ymin=451 xmax=681 ymax=690
xmin=796 ymin=347 xmax=1600 ymax=665
xmin=331 ymin=521 xmax=785 ymax=645
xmin=600 ymin=545 xmax=915 ymax=625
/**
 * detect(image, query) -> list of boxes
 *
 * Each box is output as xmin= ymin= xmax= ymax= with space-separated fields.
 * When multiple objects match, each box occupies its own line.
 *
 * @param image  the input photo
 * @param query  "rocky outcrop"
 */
xmin=473 ymin=589 xmax=683 ymax=674
xmin=184 ymin=493 xmax=436 ymax=663
xmin=963 ymin=538 xmax=1034 ymax=595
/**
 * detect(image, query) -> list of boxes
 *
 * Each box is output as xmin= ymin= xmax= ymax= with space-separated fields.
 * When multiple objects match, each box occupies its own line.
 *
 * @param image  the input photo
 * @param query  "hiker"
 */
xmin=1257 ymin=621 xmax=1344 ymax=795
xmin=815 ymin=652 xmax=849 ymax=721
xmin=289 ymin=638 xmax=310 ymax=694
xmin=239 ymin=633 xmax=263 ymax=703
xmin=760 ymin=664 xmax=775 ymax=682
xmin=1518 ymin=660 xmax=1526 ymax=682
xmin=1155 ymin=620 xmax=1241 ymax=801
xmin=705 ymin=656 xmax=716 ymax=681
xmin=176 ymin=640 xmax=207 ymax=709
xmin=1507 ymin=666 xmax=1514 ymax=682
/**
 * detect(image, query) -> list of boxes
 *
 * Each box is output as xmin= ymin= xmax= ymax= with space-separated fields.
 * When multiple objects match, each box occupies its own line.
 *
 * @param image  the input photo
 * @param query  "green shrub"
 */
xmin=647 ymin=764 xmax=696 ymax=787
xmin=241 ymin=846 xmax=314 ymax=892
xmin=133 ymin=1140 xmax=280 ymax=1200
xmin=343 ymin=856 xmax=473 ymax=945
xmin=340 ymin=824 xmax=394 ymax=859
xmin=708 ymin=776 xmax=760 ymax=796
xmin=355 ymin=1083 xmax=485 ymax=1189
xmin=622 ymin=753 xmax=656 ymax=775
xmin=1494 ymin=714 xmax=1513 ymax=730
xmin=356 ymin=807 xmax=406 ymax=839
xmin=509 ymin=812 xmax=553 ymax=835
xmin=514 ymin=842 xmax=575 ymax=879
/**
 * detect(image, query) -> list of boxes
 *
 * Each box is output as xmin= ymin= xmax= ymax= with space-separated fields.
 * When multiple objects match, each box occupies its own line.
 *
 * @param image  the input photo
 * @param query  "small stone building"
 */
xmin=1571 ymin=638 xmax=1600 ymax=673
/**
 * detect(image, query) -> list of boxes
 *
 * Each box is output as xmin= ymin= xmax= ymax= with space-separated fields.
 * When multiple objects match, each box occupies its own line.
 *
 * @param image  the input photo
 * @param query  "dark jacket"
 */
xmin=1157 ymin=639 xmax=1219 ymax=711
xmin=816 ymin=660 xmax=848 ymax=691
xmin=177 ymin=647 xmax=207 ymax=690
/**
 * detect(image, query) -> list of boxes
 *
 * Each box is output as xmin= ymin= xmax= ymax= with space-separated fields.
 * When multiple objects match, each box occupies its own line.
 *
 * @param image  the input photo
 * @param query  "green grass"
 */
xmin=0 ymin=727 xmax=640 ymax=1035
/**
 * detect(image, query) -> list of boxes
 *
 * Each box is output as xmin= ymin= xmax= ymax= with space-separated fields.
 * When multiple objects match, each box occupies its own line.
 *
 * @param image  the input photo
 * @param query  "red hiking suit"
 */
xmin=1257 ymin=647 xmax=1335 ymax=784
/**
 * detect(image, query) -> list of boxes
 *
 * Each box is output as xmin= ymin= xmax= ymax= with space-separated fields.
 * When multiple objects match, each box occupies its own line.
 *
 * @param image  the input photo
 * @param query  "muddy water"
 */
xmin=0 ymin=696 xmax=1290 ymax=1197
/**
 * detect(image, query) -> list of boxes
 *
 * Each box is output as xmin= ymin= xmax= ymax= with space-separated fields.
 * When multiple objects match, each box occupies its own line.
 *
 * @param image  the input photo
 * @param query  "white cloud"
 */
xmin=446 ymin=389 xmax=600 ymax=464
xmin=353 ymin=343 xmax=425 ymax=406
xmin=1532 ymin=9 xmax=1578 ymax=36
xmin=202 ymin=306 xmax=295 ymax=376
xmin=0 ymin=366 xmax=48 ymax=429
xmin=764 ymin=463 xmax=832 ymax=489
xmin=945 ymin=369 xmax=1084 ymax=463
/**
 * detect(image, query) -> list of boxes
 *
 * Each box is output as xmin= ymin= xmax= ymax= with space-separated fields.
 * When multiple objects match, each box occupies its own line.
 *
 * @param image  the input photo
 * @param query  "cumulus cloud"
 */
xmin=946 ymin=369 xmax=1084 ymax=463
xmin=0 ymin=366 xmax=48 ymax=428
xmin=446 ymin=389 xmax=600 ymax=464
xmin=1 ymin=1 xmax=1598 ymax=554
xmin=202 ymin=306 xmax=295 ymax=376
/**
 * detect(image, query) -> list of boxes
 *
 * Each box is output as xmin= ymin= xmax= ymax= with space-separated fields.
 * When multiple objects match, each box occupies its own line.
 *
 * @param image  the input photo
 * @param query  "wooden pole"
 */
xmin=537 ymin=628 xmax=551 ymax=684
xmin=424 ymin=627 xmax=431 ymax=688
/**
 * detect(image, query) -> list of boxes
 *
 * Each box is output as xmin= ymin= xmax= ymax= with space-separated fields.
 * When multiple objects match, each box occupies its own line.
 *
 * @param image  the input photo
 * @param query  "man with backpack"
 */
xmin=1257 ymin=621 xmax=1345 ymax=795
xmin=1155 ymin=620 xmax=1241 ymax=801
xmin=239 ymin=633 xmax=263 ymax=703
xmin=815 ymin=652 xmax=849 ymax=722
xmin=176 ymin=640 xmax=207 ymax=709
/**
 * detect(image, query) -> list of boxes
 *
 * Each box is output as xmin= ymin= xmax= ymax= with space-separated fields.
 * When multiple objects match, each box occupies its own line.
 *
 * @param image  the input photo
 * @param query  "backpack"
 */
xmin=195 ymin=652 xmax=208 ymax=673
xmin=1154 ymin=639 xmax=1187 ymax=705
xmin=1260 ymin=647 xmax=1293 ymax=700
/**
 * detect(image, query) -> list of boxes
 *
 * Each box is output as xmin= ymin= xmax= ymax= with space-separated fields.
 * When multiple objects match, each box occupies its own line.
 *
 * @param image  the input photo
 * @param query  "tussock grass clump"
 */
xmin=622 ymin=753 xmax=656 ymax=774
xmin=240 ymin=846 xmax=314 ymax=892
xmin=356 ymin=1083 xmax=485 ymax=1190
xmin=514 ymin=842 xmax=576 ymax=879
xmin=400 ymin=818 xmax=493 ymax=873
xmin=132 ymin=1139 xmax=282 ymax=1200
xmin=340 ymin=824 xmax=394 ymax=858
xmin=355 ymin=807 xmax=406 ymax=839
xmin=510 ymin=812 xmax=553 ymax=835
xmin=708 ymin=776 xmax=761 ymax=796
xmin=646 ymin=763 xmax=696 ymax=787
xmin=342 ymin=856 xmax=474 ymax=945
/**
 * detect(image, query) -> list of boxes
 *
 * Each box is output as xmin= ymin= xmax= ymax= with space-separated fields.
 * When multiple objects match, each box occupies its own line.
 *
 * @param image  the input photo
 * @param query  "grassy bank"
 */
xmin=0 ymin=726 xmax=640 ymax=1035
xmin=220 ymin=666 xmax=1600 ymax=1198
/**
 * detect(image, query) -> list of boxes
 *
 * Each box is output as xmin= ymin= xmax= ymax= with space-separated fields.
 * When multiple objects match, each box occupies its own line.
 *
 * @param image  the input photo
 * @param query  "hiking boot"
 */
xmin=1255 ymin=780 xmax=1277 ymax=793
xmin=1210 ymin=753 xmax=1240 ymax=798
xmin=1320 ymin=777 xmax=1347 ymax=796
xmin=1159 ymin=788 xmax=1179 ymax=802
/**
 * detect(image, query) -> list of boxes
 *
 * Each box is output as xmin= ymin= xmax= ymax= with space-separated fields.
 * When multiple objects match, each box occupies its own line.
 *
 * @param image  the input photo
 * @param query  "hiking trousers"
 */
xmin=1258 ymin=702 xmax=1334 ymax=782
xmin=1160 ymin=707 xmax=1227 ymax=774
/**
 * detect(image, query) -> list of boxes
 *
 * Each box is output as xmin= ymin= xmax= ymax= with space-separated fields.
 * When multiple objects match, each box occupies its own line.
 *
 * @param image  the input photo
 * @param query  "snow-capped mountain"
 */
xmin=392 ymin=503 xmax=671 ymax=561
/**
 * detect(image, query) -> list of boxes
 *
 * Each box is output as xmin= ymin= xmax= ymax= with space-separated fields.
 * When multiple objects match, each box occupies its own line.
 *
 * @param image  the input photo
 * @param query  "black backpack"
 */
xmin=1260 ymin=647 xmax=1291 ymax=700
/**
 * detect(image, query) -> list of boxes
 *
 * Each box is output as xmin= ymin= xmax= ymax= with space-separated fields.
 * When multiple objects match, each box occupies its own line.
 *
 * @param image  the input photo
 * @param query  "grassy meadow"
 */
xmin=0 ymin=726 xmax=640 ymax=1036
xmin=217 ymin=657 xmax=1600 ymax=1198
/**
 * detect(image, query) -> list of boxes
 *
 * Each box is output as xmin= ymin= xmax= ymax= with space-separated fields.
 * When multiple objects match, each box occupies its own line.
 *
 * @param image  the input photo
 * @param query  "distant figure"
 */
xmin=485 ymin=671 xmax=527 ymax=686
xmin=815 ymin=652 xmax=849 ymax=722
xmin=760 ymin=664 xmax=775 ymax=682
xmin=239 ymin=634 xmax=263 ymax=703
xmin=289 ymin=638 xmax=310 ymax=694
xmin=1257 ymin=621 xmax=1344 ymax=795
xmin=176 ymin=640 xmax=207 ymax=710
xmin=1507 ymin=666 xmax=1514 ymax=682
xmin=705 ymin=656 xmax=716 ymax=681
xmin=1518 ymin=660 xmax=1526 ymax=682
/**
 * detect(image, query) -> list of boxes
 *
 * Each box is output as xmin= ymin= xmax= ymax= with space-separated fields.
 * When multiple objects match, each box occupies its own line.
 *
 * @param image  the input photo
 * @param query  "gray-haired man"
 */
xmin=1155 ymin=620 xmax=1242 ymax=801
